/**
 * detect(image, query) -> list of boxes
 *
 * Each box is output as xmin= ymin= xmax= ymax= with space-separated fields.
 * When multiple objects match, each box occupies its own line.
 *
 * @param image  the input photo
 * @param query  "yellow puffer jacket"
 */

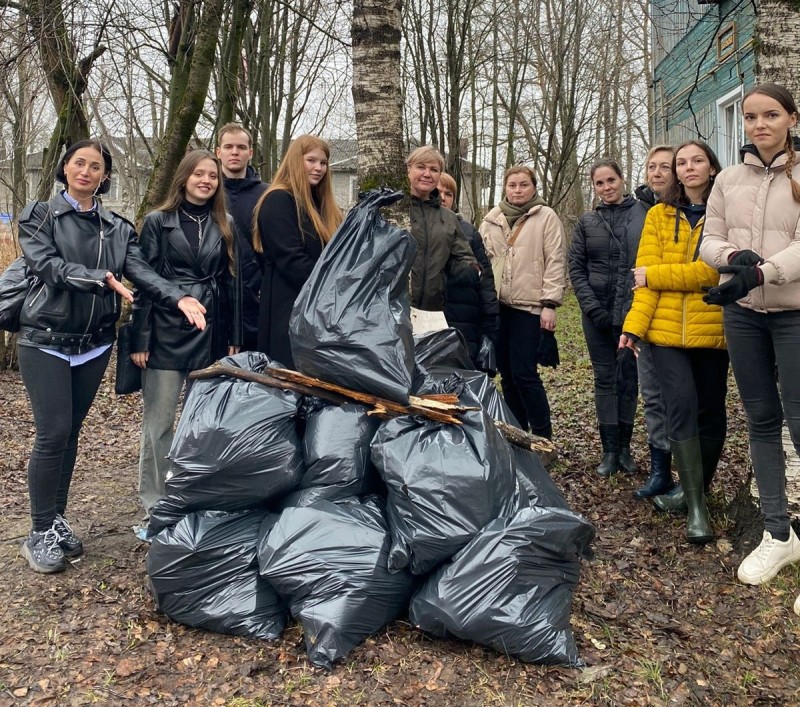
xmin=623 ymin=204 xmax=725 ymax=349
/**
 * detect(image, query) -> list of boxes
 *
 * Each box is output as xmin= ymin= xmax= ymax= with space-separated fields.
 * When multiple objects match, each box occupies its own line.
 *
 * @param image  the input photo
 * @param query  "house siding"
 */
xmin=652 ymin=0 xmax=756 ymax=149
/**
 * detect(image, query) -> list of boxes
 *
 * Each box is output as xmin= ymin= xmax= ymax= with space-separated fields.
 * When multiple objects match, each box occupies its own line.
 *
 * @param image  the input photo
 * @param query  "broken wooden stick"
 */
xmin=189 ymin=363 xmax=555 ymax=453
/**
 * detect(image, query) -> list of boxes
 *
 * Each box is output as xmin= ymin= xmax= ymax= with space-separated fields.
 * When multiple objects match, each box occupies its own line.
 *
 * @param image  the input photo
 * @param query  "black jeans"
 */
xmin=581 ymin=313 xmax=637 ymax=426
xmin=724 ymin=304 xmax=800 ymax=537
xmin=497 ymin=304 xmax=552 ymax=438
xmin=650 ymin=345 xmax=728 ymax=444
xmin=18 ymin=345 xmax=112 ymax=531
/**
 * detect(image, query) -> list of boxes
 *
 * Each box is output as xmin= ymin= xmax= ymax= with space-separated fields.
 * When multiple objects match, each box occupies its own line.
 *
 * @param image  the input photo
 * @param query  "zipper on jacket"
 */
xmin=27 ymin=281 xmax=44 ymax=308
xmin=682 ymin=212 xmax=692 ymax=347
xmin=82 ymin=220 xmax=105 ymax=337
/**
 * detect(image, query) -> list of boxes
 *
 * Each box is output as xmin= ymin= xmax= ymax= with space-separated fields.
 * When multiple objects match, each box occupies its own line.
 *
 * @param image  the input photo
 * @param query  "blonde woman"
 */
xmin=253 ymin=135 xmax=342 ymax=368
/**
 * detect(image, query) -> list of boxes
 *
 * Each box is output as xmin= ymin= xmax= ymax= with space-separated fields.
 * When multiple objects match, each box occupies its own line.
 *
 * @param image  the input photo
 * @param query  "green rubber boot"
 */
xmin=672 ymin=437 xmax=712 ymax=544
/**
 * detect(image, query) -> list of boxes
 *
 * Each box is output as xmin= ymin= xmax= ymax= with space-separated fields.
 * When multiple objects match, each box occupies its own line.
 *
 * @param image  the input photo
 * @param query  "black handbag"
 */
xmin=537 ymin=330 xmax=560 ymax=368
xmin=115 ymin=321 xmax=141 ymax=394
xmin=0 ymin=256 xmax=35 ymax=333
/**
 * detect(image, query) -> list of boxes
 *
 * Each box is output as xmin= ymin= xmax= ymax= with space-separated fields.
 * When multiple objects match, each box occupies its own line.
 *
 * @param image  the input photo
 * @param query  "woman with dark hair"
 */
xmin=621 ymin=140 xmax=728 ymax=544
xmin=569 ymin=160 xmax=639 ymax=475
xmin=702 ymin=83 xmax=800 ymax=585
xmin=131 ymin=149 xmax=241 ymax=529
xmin=253 ymin=135 xmax=342 ymax=369
xmin=481 ymin=165 xmax=566 ymax=439
xmin=16 ymin=139 xmax=205 ymax=572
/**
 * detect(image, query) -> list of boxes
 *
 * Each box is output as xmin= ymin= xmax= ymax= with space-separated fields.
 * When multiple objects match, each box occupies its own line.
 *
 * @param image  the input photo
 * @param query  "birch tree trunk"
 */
xmin=351 ymin=0 xmax=406 ymax=193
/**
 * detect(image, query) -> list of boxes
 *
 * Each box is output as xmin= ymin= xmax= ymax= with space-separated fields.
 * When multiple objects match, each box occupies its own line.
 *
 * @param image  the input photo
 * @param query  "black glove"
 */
xmin=728 ymin=249 xmax=765 ymax=267
xmin=589 ymin=309 xmax=612 ymax=329
xmin=703 ymin=265 xmax=763 ymax=306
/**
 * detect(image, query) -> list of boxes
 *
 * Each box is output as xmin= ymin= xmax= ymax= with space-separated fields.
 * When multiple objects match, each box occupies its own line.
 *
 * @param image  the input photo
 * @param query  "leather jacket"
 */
xmin=131 ymin=209 xmax=242 ymax=371
xmin=16 ymin=193 xmax=185 ymax=355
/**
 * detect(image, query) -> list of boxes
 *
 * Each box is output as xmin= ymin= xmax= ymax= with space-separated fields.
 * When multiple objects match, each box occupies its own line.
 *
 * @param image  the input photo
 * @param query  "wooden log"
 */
xmin=189 ymin=363 xmax=555 ymax=455
xmin=493 ymin=420 xmax=555 ymax=454
xmin=189 ymin=364 xmax=471 ymax=425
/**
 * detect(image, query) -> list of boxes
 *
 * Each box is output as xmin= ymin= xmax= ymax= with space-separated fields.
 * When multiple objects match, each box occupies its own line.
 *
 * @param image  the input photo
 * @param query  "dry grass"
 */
xmin=0 ymin=235 xmax=20 ymax=270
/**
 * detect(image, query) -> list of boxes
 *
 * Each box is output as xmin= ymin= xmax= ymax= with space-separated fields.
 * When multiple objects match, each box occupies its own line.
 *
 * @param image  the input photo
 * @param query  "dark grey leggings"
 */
xmin=581 ymin=313 xmax=637 ymax=425
xmin=724 ymin=304 xmax=800 ymax=537
xmin=18 ymin=344 xmax=112 ymax=531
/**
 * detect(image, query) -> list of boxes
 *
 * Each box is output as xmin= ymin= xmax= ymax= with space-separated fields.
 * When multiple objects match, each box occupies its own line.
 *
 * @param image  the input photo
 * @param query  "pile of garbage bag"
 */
xmin=146 ymin=190 xmax=594 ymax=670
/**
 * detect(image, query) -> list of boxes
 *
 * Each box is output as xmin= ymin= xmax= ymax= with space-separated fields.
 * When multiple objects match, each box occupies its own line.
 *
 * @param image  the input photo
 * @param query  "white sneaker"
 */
xmin=794 ymin=592 xmax=800 ymax=616
xmin=737 ymin=529 xmax=800 ymax=585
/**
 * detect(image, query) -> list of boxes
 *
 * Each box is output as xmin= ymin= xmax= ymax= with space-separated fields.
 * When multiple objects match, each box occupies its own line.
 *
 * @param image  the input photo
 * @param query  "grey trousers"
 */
xmin=637 ymin=342 xmax=670 ymax=452
xmin=138 ymin=367 xmax=188 ymax=518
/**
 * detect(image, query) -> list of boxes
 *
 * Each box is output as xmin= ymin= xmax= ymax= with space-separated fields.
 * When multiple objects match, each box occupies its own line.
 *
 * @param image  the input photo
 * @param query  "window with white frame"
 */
xmin=717 ymin=87 xmax=744 ymax=168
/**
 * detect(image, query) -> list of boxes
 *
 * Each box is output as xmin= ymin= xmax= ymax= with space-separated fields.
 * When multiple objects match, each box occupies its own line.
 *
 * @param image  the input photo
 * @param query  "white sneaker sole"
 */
xmin=737 ymin=545 xmax=800 ymax=585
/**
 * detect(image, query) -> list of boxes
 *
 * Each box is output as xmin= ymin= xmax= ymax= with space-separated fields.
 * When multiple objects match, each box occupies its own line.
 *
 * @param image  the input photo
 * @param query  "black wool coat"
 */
xmin=131 ymin=209 xmax=242 ymax=371
xmin=255 ymin=189 xmax=323 ymax=369
xmin=223 ymin=166 xmax=269 ymax=348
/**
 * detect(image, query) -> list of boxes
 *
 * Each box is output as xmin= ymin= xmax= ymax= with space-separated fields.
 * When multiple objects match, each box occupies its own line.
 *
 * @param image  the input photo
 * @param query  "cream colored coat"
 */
xmin=479 ymin=204 xmax=566 ymax=314
xmin=702 ymin=150 xmax=800 ymax=312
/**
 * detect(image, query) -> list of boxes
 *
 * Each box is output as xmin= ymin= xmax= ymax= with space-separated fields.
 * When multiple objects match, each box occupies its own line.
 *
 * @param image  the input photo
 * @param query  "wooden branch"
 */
xmin=494 ymin=420 xmax=555 ymax=454
xmin=189 ymin=364 xmax=555 ymax=457
xmin=189 ymin=364 xmax=473 ymax=425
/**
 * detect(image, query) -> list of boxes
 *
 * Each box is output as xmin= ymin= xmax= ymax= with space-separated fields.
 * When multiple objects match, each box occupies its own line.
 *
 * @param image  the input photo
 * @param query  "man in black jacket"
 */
xmin=217 ymin=123 xmax=268 ymax=351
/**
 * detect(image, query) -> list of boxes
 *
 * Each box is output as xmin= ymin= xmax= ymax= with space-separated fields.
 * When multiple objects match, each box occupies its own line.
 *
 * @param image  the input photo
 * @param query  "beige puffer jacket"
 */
xmin=480 ymin=204 xmax=566 ymax=313
xmin=702 ymin=148 xmax=800 ymax=313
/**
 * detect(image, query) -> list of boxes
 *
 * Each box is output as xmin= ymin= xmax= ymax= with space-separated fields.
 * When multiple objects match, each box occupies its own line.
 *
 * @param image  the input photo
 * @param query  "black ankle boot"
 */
xmin=596 ymin=424 xmax=619 ymax=477
xmin=634 ymin=445 xmax=674 ymax=498
xmin=618 ymin=421 xmax=637 ymax=474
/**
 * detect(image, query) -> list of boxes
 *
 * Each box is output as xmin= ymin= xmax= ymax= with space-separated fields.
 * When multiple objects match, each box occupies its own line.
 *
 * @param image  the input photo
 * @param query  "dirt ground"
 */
xmin=1 ymin=296 xmax=799 ymax=706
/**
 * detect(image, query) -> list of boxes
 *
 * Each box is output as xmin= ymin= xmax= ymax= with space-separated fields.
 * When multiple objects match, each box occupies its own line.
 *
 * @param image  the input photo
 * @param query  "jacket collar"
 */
xmin=50 ymin=191 xmax=118 ymax=226
xmin=740 ymin=135 xmax=800 ymax=169
xmin=161 ymin=209 xmax=223 ymax=272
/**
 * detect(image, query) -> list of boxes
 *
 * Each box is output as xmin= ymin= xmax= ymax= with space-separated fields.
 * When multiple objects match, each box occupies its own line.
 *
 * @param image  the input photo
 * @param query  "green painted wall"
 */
xmin=652 ymin=0 xmax=756 ymax=147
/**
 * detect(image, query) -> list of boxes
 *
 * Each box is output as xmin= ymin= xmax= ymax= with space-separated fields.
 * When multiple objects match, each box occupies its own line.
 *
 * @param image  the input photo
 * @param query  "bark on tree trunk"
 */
xmin=27 ymin=0 xmax=105 ymax=199
xmin=137 ymin=0 xmax=225 ymax=221
xmin=351 ymin=0 xmax=406 ymax=193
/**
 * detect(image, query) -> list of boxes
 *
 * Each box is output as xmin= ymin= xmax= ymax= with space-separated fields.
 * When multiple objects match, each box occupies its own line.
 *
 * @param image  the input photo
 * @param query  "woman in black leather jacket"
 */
xmin=16 ymin=139 xmax=205 ymax=574
xmin=568 ymin=159 xmax=640 ymax=477
xmin=131 ymin=150 xmax=241 ymax=531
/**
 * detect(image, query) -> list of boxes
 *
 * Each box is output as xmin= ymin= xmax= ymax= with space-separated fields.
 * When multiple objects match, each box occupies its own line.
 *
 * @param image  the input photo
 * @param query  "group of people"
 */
xmin=569 ymin=83 xmax=800 ymax=613
xmin=11 ymin=85 xmax=800 ymax=616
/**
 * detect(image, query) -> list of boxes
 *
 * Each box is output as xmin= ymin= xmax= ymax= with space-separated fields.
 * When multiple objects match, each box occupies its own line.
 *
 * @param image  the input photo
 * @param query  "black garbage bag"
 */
xmin=148 ymin=352 xmax=304 ymax=535
xmin=510 ymin=444 xmax=569 ymax=509
xmin=147 ymin=509 xmax=286 ymax=640
xmin=371 ymin=383 xmax=527 ymax=575
xmin=257 ymin=498 xmax=414 ymax=669
xmin=426 ymin=369 xmax=563 ymax=503
xmin=279 ymin=402 xmax=381 ymax=508
xmin=289 ymin=188 xmax=417 ymax=403
xmin=409 ymin=505 xmax=595 ymax=667
xmin=413 ymin=329 xmax=474 ymax=372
